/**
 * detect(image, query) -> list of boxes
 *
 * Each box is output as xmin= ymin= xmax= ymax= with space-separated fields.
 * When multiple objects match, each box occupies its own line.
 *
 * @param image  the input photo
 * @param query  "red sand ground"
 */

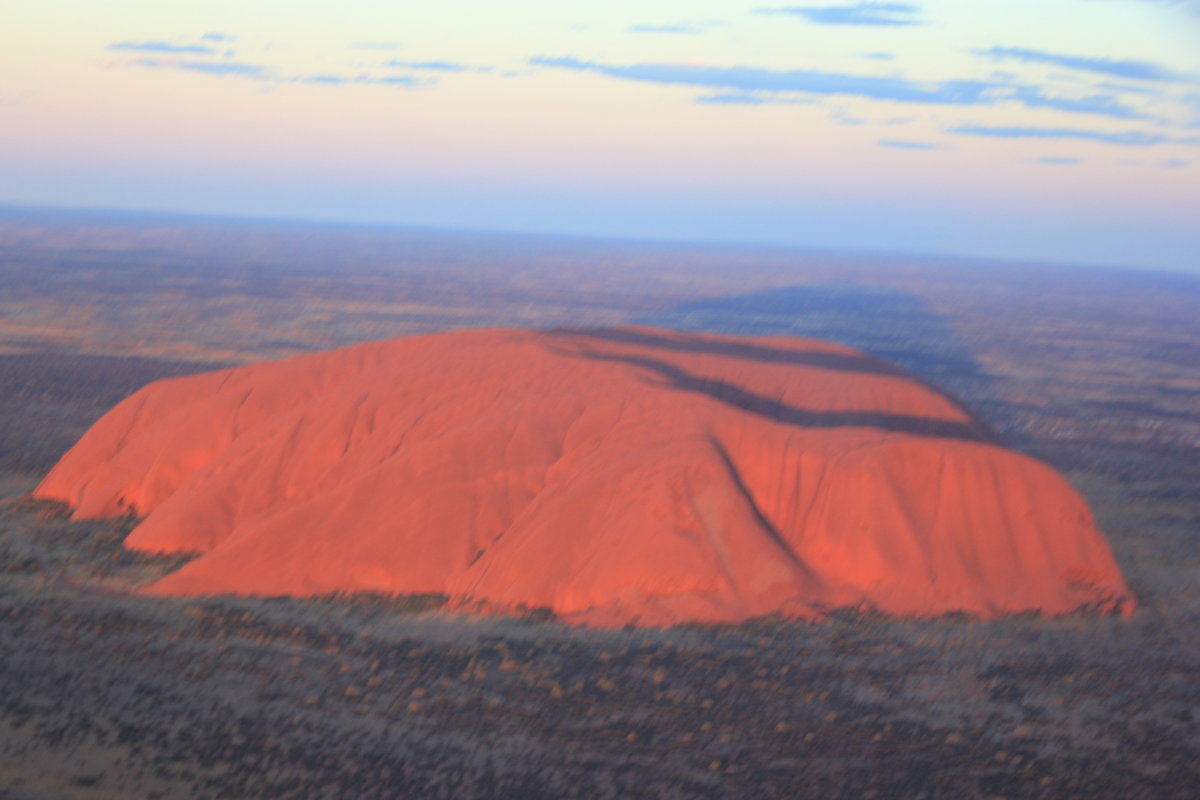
xmin=35 ymin=328 xmax=1134 ymax=626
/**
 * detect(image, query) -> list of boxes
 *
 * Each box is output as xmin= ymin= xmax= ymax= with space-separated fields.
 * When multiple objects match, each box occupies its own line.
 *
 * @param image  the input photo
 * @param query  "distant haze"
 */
xmin=1 ymin=1 xmax=1198 ymax=271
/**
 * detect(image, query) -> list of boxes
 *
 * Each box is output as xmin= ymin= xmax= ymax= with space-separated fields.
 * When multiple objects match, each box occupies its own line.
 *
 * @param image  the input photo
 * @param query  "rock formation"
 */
xmin=35 ymin=327 xmax=1135 ymax=625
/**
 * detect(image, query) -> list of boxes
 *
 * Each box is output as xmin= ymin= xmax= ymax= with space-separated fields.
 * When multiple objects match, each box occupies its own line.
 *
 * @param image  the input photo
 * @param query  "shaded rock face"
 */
xmin=35 ymin=327 xmax=1134 ymax=626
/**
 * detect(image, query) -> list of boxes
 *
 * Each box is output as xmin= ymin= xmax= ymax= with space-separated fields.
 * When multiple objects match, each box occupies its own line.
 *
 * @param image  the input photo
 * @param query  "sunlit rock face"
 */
xmin=35 ymin=327 xmax=1134 ymax=626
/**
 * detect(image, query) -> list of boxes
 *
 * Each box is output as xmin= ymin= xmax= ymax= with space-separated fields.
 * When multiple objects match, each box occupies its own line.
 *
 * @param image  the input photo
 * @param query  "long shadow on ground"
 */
xmin=638 ymin=283 xmax=985 ymax=386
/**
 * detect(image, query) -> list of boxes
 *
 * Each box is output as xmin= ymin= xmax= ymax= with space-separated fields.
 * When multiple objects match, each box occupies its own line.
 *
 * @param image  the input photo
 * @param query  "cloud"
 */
xmin=695 ymin=93 xmax=768 ymax=105
xmin=948 ymin=124 xmax=1174 ymax=146
xmin=129 ymin=57 xmax=268 ymax=78
xmin=372 ymin=75 xmax=426 ymax=87
xmin=1009 ymin=87 xmax=1143 ymax=119
xmin=1160 ymin=158 xmax=1191 ymax=167
xmin=627 ymin=24 xmax=707 ymax=34
xmin=863 ymin=52 xmax=895 ymax=61
xmin=108 ymin=41 xmax=216 ymax=55
xmin=757 ymin=3 xmax=923 ymax=26
xmin=532 ymin=56 xmax=998 ymax=106
xmin=1089 ymin=0 xmax=1200 ymax=16
xmin=180 ymin=61 xmax=266 ymax=77
xmin=383 ymin=59 xmax=483 ymax=73
xmin=107 ymin=43 xmax=450 ymax=89
xmin=531 ymin=56 xmax=1149 ymax=121
xmin=200 ymin=33 xmax=236 ymax=43
xmin=1033 ymin=156 xmax=1082 ymax=164
xmin=694 ymin=92 xmax=815 ymax=105
xmin=298 ymin=74 xmax=351 ymax=86
xmin=877 ymin=139 xmax=947 ymax=150
xmin=975 ymin=46 xmax=1180 ymax=82
xmin=295 ymin=73 xmax=430 ymax=88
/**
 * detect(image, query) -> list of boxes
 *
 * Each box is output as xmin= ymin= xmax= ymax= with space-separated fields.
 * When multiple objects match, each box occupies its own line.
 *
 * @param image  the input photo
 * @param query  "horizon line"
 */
xmin=0 ymin=199 xmax=1190 ymax=279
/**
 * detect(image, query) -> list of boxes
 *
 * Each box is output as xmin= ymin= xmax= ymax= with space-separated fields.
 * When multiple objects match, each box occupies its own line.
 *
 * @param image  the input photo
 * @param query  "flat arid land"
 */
xmin=0 ymin=208 xmax=1197 ymax=799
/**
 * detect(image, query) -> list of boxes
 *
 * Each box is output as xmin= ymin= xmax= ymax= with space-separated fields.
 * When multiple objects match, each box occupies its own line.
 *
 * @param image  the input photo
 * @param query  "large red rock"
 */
xmin=35 ymin=327 xmax=1134 ymax=625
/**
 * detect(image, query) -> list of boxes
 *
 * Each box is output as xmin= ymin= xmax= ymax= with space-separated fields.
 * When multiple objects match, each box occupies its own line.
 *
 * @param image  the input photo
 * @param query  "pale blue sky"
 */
xmin=1 ymin=1 xmax=1198 ymax=270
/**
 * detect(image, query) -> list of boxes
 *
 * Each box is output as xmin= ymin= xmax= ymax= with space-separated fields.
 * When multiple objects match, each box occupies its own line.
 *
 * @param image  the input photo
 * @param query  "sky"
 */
xmin=1 ymin=0 xmax=1198 ymax=271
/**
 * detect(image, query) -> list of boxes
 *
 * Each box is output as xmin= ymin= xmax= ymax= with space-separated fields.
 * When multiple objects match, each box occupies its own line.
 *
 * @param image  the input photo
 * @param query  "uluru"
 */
xmin=34 ymin=327 xmax=1134 ymax=626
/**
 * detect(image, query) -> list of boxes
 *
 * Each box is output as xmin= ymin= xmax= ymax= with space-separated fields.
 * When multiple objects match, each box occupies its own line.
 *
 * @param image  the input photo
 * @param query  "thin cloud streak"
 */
xmin=105 ymin=40 xmax=465 ymax=88
xmin=757 ymin=2 xmax=923 ymax=26
xmin=976 ymin=46 xmax=1181 ymax=82
xmin=1009 ymin=87 xmax=1143 ymax=119
xmin=695 ymin=93 xmax=768 ymax=105
xmin=532 ymin=56 xmax=998 ymax=106
xmin=532 ymin=56 xmax=1150 ymax=120
xmin=298 ymin=74 xmax=351 ymax=85
xmin=383 ymin=59 xmax=486 ymax=73
xmin=129 ymin=58 xmax=268 ymax=78
xmin=296 ymin=73 xmax=430 ymax=87
xmin=122 ymin=58 xmax=430 ymax=88
xmin=109 ymin=41 xmax=216 ymax=55
xmin=627 ymin=24 xmax=707 ymax=34
xmin=877 ymin=139 xmax=948 ymax=149
xmin=693 ymin=92 xmax=816 ymax=105
xmin=947 ymin=124 xmax=1187 ymax=146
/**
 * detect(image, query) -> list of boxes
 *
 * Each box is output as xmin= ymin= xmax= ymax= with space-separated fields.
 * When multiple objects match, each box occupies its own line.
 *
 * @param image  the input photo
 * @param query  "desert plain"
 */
xmin=0 ymin=207 xmax=1197 ymax=799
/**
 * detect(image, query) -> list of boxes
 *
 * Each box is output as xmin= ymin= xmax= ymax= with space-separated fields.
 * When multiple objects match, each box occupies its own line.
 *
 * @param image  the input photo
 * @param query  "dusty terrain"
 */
xmin=0 ymin=207 xmax=1196 ymax=798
